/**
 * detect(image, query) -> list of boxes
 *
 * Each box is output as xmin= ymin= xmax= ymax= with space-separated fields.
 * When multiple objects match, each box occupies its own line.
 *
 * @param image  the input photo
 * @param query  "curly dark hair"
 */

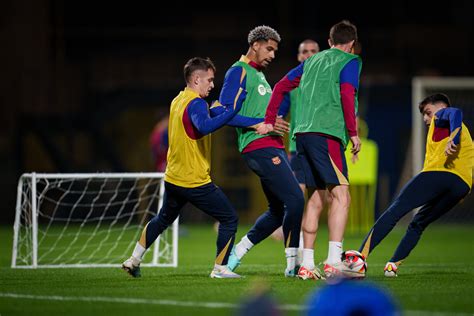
xmin=248 ymin=25 xmax=281 ymax=45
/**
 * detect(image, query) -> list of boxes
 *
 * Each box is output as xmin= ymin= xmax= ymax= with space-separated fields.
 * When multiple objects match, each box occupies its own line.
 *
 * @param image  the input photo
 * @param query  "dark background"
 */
xmin=1 ymin=0 xmax=473 ymax=223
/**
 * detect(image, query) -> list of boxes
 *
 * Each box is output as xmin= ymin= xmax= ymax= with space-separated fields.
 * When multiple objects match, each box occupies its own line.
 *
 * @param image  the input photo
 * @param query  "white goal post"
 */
xmin=412 ymin=77 xmax=474 ymax=176
xmin=12 ymin=172 xmax=178 ymax=269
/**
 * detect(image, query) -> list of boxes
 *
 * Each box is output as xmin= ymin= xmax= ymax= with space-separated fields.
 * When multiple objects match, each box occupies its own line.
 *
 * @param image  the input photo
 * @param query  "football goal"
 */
xmin=12 ymin=172 xmax=178 ymax=268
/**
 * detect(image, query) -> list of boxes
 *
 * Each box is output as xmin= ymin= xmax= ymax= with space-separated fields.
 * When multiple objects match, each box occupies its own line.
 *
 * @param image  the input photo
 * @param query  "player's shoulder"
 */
xmin=447 ymin=106 xmax=462 ymax=113
xmin=225 ymin=65 xmax=245 ymax=77
xmin=344 ymin=58 xmax=360 ymax=69
xmin=188 ymin=97 xmax=208 ymax=109
xmin=223 ymin=65 xmax=247 ymax=86
xmin=436 ymin=107 xmax=462 ymax=117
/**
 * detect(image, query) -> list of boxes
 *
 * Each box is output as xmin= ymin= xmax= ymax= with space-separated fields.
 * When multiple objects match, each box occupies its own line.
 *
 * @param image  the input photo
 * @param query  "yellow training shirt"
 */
xmin=164 ymin=88 xmax=212 ymax=188
xmin=422 ymin=118 xmax=473 ymax=189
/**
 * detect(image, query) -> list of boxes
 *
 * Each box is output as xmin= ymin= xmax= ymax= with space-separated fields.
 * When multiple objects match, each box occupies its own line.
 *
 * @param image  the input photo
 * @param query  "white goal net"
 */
xmin=412 ymin=77 xmax=474 ymax=222
xmin=12 ymin=172 xmax=178 ymax=268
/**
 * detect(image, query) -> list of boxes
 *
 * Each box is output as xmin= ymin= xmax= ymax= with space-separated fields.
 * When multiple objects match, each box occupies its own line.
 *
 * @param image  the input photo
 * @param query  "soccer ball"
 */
xmin=342 ymin=250 xmax=367 ymax=279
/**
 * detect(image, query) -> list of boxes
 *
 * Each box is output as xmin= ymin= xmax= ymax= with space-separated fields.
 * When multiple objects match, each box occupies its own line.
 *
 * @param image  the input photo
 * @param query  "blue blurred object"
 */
xmin=306 ymin=279 xmax=399 ymax=316
xmin=237 ymin=279 xmax=282 ymax=316
xmin=237 ymin=292 xmax=281 ymax=316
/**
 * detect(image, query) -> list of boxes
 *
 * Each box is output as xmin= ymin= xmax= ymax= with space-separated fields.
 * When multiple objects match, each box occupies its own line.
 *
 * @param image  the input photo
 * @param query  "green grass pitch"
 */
xmin=1 ymin=223 xmax=473 ymax=315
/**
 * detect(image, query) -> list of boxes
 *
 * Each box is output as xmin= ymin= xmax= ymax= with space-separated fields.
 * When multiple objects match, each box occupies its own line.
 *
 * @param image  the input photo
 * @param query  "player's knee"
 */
xmin=287 ymin=193 xmax=305 ymax=216
xmin=302 ymin=221 xmax=318 ymax=235
xmin=344 ymin=191 xmax=351 ymax=209
xmin=220 ymin=212 xmax=239 ymax=229
xmin=284 ymin=190 xmax=304 ymax=205
xmin=231 ymin=214 xmax=239 ymax=227
xmin=332 ymin=190 xmax=351 ymax=210
xmin=228 ymin=212 xmax=239 ymax=226
xmin=307 ymin=196 xmax=324 ymax=212
xmin=408 ymin=220 xmax=425 ymax=233
xmin=151 ymin=212 xmax=172 ymax=227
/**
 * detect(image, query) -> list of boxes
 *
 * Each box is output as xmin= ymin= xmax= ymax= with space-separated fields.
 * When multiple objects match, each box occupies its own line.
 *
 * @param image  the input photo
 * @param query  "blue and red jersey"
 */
xmin=212 ymin=59 xmax=290 ymax=153
xmin=183 ymin=93 xmax=245 ymax=137
xmin=265 ymin=58 xmax=360 ymax=138
xmin=431 ymin=107 xmax=462 ymax=145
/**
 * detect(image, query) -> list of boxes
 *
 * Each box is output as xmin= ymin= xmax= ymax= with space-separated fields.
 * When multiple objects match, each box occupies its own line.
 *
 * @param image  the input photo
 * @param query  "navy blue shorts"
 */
xmin=295 ymin=133 xmax=349 ymax=189
xmin=290 ymin=150 xmax=322 ymax=188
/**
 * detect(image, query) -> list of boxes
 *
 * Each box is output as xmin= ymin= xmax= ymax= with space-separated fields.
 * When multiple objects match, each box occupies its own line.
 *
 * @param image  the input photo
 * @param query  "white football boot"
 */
xmin=210 ymin=265 xmax=241 ymax=279
xmin=122 ymin=256 xmax=141 ymax=278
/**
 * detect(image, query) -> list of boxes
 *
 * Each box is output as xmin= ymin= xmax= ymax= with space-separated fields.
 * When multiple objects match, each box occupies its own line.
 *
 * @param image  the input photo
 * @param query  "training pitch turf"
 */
xmin=1 ymin=224 xmax=473 ymax=315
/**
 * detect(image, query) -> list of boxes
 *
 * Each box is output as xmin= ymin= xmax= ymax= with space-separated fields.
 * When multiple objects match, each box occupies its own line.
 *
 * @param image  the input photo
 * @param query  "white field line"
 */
xmin=0 ymin=292 xmax=239 ymax=309
xmin=1 ymin=292 xmax=472 ymax=315
xmin=0 ymin=292 xmax=301 ymax=310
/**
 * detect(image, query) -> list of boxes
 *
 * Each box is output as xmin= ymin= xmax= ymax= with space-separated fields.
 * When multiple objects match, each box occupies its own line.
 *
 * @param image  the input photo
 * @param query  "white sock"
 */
xmin=132 ymin=242 xmax=146 ymax=261
xmin=235 ymin=235 xmax=254 ymax=259
xmin=297 ymin=232 xmax=304 ymax=266
xmin=301 ymin=248 xmax=315 ymax=270
xmin=285 ymin=247 xmax=298 ymax=271
xmin=298 ymin=231 xmax=304 ymax=250
xmin=327 ymin=241 xmax=343 ymax=264
xmin=214 ymin=263 xmax=226 ymax=270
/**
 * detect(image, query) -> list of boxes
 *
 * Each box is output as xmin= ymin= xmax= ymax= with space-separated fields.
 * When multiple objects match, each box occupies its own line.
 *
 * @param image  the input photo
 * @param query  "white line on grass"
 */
xmin=0 ymin=292 xmax=471 ymax=315
xmin=0 ymin=292 xmax=300 ymax=311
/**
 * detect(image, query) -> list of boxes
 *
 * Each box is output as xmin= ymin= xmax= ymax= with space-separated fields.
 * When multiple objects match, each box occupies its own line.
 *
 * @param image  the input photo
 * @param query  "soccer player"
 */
xmin=258 ymin=20 xmax=362 ymax=278
xmin=212 ymin=25 xmax=305 ymax=277
xmin=122 ymin=57 xmax=245 ymax=279
xmin=359 ymin=93 xmax=472 ymax=277
xmin=289 ymin=39 xmax=329 ymax=280
xmin=271 ymin=39 xmax=327 ymax=279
